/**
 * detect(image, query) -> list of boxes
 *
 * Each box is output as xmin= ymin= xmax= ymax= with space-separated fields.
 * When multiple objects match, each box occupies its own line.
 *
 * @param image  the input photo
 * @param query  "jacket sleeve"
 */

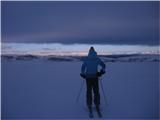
xmin=81 ymin=62 xmax=86 ymax=74
xmin=99 ymin=59 xmax=106 ymax=71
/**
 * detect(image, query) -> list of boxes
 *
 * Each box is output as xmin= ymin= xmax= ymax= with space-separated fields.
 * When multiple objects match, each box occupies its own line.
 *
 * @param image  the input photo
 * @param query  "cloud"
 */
xmin=1 ymin=1 xmax=159 ymax=45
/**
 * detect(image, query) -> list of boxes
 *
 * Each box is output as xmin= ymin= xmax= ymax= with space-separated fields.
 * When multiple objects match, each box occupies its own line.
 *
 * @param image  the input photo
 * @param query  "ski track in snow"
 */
xmin=1 ymin=59 xmax=159 ymax=119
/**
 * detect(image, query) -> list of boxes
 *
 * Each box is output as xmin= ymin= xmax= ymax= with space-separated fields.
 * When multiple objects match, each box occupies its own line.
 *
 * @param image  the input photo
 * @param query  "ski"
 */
xmin=89 ymin=112 xmax=94 ymax=118
xmin=96 ymin=110 xmax=102 ymax=118
xmin=88 ymin=106 xmax=94 ymax=118
xmin=96 ymin=106 xmax=102 ymax=118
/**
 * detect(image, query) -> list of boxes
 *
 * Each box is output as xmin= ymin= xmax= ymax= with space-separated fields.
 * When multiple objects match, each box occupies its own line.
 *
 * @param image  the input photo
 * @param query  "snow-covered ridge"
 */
xmin=2 ymin=43 xmax=159 ymax=56
xmin=1 ymin=54 xmax=160 ymax=62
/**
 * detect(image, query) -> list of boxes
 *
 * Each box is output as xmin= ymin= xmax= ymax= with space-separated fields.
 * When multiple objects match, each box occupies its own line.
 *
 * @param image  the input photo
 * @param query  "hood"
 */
xmin=88 ymin=49 xmax=97 ymax=58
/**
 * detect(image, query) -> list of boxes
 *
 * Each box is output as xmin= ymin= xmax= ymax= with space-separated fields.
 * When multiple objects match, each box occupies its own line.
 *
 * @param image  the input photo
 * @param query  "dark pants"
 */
xmin=86 ymin=77 xmax=100 ymax=106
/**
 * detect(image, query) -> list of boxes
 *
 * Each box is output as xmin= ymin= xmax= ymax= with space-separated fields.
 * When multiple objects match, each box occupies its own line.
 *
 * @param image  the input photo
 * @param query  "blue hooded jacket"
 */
xmin=81 ymin=47 xmax=106 ymax=78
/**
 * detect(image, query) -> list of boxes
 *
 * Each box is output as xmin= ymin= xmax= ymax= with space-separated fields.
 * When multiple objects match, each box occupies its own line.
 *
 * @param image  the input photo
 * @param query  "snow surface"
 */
xmin=1 ymin=58 xmax=159 ymax=119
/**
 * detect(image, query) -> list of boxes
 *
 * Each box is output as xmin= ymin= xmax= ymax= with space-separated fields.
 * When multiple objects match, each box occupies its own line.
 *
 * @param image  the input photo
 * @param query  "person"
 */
xmin=80 ymin=46 xmax=106 ymax=117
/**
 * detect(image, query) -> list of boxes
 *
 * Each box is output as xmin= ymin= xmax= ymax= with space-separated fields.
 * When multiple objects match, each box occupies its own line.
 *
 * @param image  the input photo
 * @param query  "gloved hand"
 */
xmin=100 ymin=69 xmax=105 ymax=75
xmin=80 ymin=73 xmax=86 ymax=79
xmin=97 ymin=69 xmax=106 ymax=77
xmin=97 ymin=72 xmax=102 ymax=77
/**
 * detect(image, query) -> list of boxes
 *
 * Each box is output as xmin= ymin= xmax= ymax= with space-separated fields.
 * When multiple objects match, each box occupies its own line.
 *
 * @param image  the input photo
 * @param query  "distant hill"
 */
xmin=1 ymin=54 xmax=160 ymax=62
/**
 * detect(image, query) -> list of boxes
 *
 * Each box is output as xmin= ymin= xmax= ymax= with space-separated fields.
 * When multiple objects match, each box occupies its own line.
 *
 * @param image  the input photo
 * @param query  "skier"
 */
xmin=80 ymin=46 xmax=106 ymax=118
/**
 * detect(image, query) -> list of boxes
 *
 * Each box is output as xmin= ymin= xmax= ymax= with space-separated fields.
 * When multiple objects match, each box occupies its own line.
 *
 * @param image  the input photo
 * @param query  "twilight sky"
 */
xmin=1 ymin=1 xmax=160 ymax=45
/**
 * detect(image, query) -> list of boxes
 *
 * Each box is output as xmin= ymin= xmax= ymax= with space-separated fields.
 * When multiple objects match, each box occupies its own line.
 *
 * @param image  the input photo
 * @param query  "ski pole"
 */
xmin=76 ymin=80 xmax=85 ymax=102
xmin=100 ymin=77 xmax=108 ymax=106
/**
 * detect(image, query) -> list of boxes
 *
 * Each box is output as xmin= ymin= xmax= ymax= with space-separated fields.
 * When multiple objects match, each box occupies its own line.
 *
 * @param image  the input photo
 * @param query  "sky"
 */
xmin=1 ymin=1 xmax=160 ymax=45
